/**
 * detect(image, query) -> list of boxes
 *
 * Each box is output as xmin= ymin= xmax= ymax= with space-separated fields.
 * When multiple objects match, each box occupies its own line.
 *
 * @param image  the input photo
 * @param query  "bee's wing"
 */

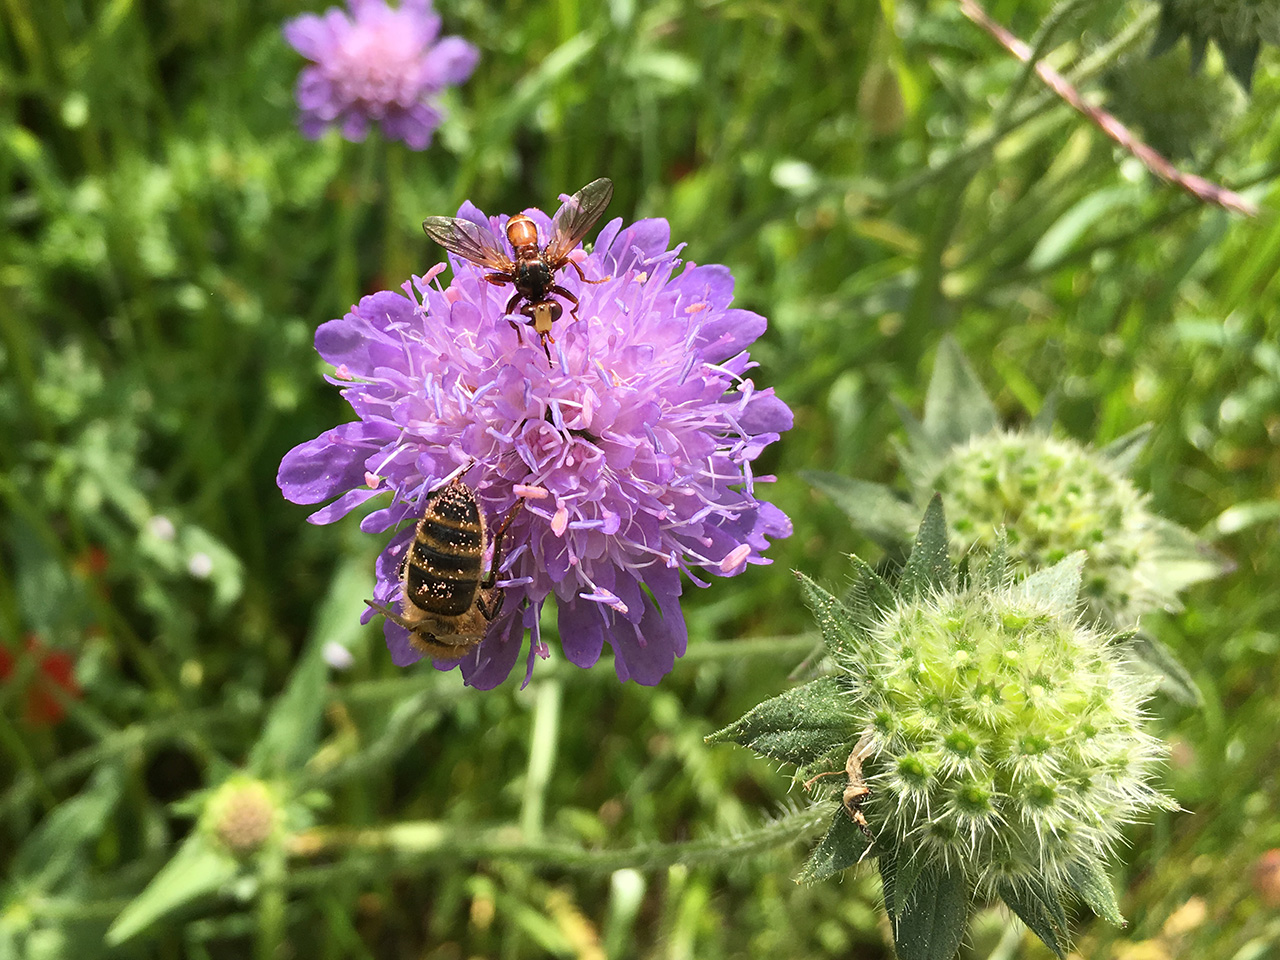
xmin=544 ymin=178 xmax=614 ymax=265
xmin=422 ymin=216 xmax=516 ymax=272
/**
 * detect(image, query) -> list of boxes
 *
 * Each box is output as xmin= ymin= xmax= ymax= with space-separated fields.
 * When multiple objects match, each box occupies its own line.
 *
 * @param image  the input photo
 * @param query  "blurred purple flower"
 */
xmin=278 ymin=202 xmax=792 ymax=688
xmin=283 ymin=0 xmax=478 ymax=149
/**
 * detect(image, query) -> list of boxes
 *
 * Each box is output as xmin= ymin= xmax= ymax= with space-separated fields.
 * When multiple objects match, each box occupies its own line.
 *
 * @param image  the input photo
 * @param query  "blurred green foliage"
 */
xmin=1 ymin=0 xmax=1278 ymax=956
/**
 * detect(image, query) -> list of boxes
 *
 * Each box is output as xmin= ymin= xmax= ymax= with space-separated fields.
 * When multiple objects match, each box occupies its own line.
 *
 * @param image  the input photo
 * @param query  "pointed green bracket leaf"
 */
xmin=1121 ymin=632 xmax=1202 ymax=707
xmin=900 ymin=495 xmax=951 ymax=599
xmin=922 ymin=336 xmax=999 ymax=449
xmin=847 ymin=554 xmax=895 ymax=616
xmin=879 ymin=842 xmax=899 ymax=925
xmin=1065 ymin=855 xmax=1125 ymax=927
xmin=797 ymin=807 xmax=874 ymax=884
xmin=796 ymin=572 xmax=861 ymax=664
xmin=706 ymin=677 xmax=853 ymax=767
xmin=892 ymin=857 xmax=970 ymax=960
xmin=998 ymin=878 xmax=1070 ymax=959
xmin=106 ymin=832 xmax=240 ymax=945
xmin=981 ymin=528 xmax=1010 ymax=590
xmin=801 ymin=470 xmax=917 ymax=546
xmin=1015 ymin=552 xmax=1084 ymax=610
xmin=1099 ymin=424 xmax=1153 ymax=474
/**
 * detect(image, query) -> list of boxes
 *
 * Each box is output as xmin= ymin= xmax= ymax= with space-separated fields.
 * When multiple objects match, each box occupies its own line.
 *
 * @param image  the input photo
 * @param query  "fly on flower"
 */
xmin=422 ymin=178 xmax=614 ymax=362
xmin=366 ymin=478 xmax=523 ymax=661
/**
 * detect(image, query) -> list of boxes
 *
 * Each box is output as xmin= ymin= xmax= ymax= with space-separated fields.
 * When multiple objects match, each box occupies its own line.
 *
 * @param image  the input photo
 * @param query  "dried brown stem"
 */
xmin=959 ymin=0 xmax=1257 ymax=217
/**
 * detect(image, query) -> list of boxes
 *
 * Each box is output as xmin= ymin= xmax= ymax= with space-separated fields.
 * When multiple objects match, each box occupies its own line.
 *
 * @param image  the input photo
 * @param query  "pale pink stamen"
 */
xmin=719 ymin=544 xmax=752 ymax=573
xmin=364 ymin=472 xmax=381 ymax=489
xmin=551 ymin=505 xmax=570 ymax=537
xmin=513 ymin=484 xmax=550 ymax=499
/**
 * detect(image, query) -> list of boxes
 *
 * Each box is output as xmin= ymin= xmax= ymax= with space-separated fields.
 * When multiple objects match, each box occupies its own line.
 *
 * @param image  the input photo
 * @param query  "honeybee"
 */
xmin=422 ymin=177 xmax=615 ymax=362
xmin=366 ymin=479 xmax=523 ymax=660
xmin=804 ymin=730 xmax=877 ymax=848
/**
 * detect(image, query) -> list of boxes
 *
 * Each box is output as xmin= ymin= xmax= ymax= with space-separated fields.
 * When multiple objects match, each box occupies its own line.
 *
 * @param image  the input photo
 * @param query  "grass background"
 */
xmin=2 ymin=0 xmax=1279 ymax=956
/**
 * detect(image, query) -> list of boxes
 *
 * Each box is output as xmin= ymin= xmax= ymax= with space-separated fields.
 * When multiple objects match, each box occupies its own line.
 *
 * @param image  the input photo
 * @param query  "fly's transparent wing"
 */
xmin=422 ymin=216 xmax=515 ymax=272
xmin=544 ymin=178 xmax=614 ymax=265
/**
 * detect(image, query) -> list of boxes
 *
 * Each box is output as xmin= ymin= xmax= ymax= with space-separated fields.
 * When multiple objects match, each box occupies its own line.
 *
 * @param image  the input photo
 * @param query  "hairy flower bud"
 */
xmin=204 ymin=778 xmax=282 ymax=856
xmin=710 ymin=500 xmax=1177 ymax=959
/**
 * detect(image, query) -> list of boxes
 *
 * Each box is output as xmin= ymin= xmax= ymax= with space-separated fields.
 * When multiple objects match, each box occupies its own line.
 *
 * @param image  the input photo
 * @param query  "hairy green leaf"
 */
xmin=900 ymin=495 xmax=951 ymax=599
xmin=922 ymin=336 xmax=999 ymax=448
xmin=796 ymin=572 xmax=859 ymax=663
xmin=1066 ymin=856 xmax=1126 ymax=927
xmin=892 ymin=857 xmax=969 ymax=960
xmin=801 ymin=470 xmax=916 ymax=545
xmin=705 ymin=678 xmax=853 ymax=767
xmin=796 ymin=807 xmax=873 ymax=884
xmin=997 ymin=878 xmax=1069 ymax=959
xmin=1122 ymin=632 xmax=1202 ymax=706
xmin=1016 ymin=551 xmax=1084 ymax=610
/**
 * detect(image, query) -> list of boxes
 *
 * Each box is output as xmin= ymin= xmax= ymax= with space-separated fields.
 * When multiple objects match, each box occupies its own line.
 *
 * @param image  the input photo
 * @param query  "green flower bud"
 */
xmin=927 ymin=430 xmax=1198 ymax=627
xmin=1150 ymin=0 xmax=1280 ymax=90
xmin=203 ymin=777 xmax=282 ymax=856
xmin=710 ymin=500 xmax=1177 ymax=959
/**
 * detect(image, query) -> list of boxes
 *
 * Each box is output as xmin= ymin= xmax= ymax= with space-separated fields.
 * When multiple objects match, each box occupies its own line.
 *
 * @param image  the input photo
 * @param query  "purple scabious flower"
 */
xmin=278 ymin=203 xmax=793 ymax=688
xmin=283 ymin=0 xmax=478 ymax=150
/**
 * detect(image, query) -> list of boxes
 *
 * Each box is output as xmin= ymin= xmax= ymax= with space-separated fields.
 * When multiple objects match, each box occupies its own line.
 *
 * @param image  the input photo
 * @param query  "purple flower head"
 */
xmin=278 ymin=200 xmax=793 ymax=688
xmin=283 ymin=0 xmax=479 ymax=149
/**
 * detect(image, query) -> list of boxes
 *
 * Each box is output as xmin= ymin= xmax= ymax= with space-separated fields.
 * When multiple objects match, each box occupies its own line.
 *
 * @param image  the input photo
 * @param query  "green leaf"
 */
xmin=1121 ymin=632 xmax=1202 ymax=707
xmin=14 ymin=766 xmax=122 ymax=890
xmin=793 ymin=570 xmax=855 ymax=660
xmin=1204 ymin=499 xmax=1280 ymax=538
xmin=1015 ymin=552 xmax=1084 ymax=611
xmin=1099 ymin=424 xmax=1153 ymax=474
xmin=249 ymin=551 xmax=368 ymax=775
xmin=1221 ymin=39 xmax=1260 ymax=92
xmin=705 ymin=678 xmax=853 ymax=767
xmin=801 ymin=471 xmax=916 ymax=545
xmin=878 ymin=842 xmax=899 ymax=924
xmin=846 ymin=554 xmax=896 ymax=624
xmin=997 ymin=878 xmax=1069 ymax=959
xmin=1065 ymin=856 xmax=1125 ymax=927
xmin=106 ymin=833 xmax=239 ymax=945
xmin=922 ymin=336 xmax=999 ymax=448
xmin=1028 ymin=186 xmax=1139 ymax=272
xmin=796 ymin=808 xmax=873 ymax=884
xmin=892 ymin=857 xmax=970 ymax=960
xmin=900 ymin=496 xmax=951 ymax=599
xmin=981 ymin=528 xmax=1010 ymax=589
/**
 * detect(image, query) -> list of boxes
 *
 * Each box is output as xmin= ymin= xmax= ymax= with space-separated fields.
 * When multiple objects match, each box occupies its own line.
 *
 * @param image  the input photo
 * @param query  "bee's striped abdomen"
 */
xmin=403 ymin=481 xmax=486 ymax=618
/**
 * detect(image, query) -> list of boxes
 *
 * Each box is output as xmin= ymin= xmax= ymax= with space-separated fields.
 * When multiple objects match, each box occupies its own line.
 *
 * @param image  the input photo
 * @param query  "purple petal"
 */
xmin=306 ymin=486 xmax=383 ymax=525
xmin=602 ymin=218 xmax=672 ymax=274
xmin=385 ymin=620 xmax=424 ymax=666
xmin=282 ymin=13 xmax=336 ymax=60
xmin=460 ymin=605 xmax=528 ymax=689
xmin=737 ymin=389 xmax=793 ymax=434
xmin=608 ymin=591 xmax=685 ymax=685
xmin=557 ymin=596 xmax=607 ymax=668
xmin=422 ymin=36 xmax=480 ymax=87
xmin=277 ymin=420 xmax=399 ymax=505
xmin=693 ymin=308 xmax=767 ymax=363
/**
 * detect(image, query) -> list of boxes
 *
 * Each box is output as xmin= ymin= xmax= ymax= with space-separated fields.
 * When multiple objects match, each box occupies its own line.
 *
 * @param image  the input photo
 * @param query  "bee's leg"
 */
xmin=474 ymin=586 xmax=506 ymax=622
xmin=550 ymin=285 xmax=580 ymax=321
xmin=484 ymin=272 xmax=514 ymax=286
xmin=481 ymin=499 xmax=526 ymax=589
xmin=365 ymin=598 xmax=414 ymax=631
xmin=567 ymin=259 xmax=611 ymax=284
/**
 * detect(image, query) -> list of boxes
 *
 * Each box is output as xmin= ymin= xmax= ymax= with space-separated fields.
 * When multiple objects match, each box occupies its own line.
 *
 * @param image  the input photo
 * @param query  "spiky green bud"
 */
xmin=710 ymin=500 xmax=1175 ymax=960
xmin=1149 ymin=0 xmax=1280 ymax=90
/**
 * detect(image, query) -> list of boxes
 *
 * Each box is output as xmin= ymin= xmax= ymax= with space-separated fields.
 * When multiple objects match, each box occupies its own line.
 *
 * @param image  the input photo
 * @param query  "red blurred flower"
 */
xmin=0 ymin=635 xmax=82 ymax=727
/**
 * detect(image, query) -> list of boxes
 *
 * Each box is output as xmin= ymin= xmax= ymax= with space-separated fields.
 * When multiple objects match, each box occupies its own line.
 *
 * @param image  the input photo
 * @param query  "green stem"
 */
xmin=520 ymin=672 xmax=562 ymax=841
xmin=287 ymin=804 xmax=828 ymax=875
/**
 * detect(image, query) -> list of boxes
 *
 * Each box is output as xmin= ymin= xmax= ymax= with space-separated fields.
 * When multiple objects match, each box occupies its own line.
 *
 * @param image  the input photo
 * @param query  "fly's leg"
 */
xmin=567 ymin=259 xmax=612 ymax=285
xmin=550 ymin=285 xmax=581 ymax=322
